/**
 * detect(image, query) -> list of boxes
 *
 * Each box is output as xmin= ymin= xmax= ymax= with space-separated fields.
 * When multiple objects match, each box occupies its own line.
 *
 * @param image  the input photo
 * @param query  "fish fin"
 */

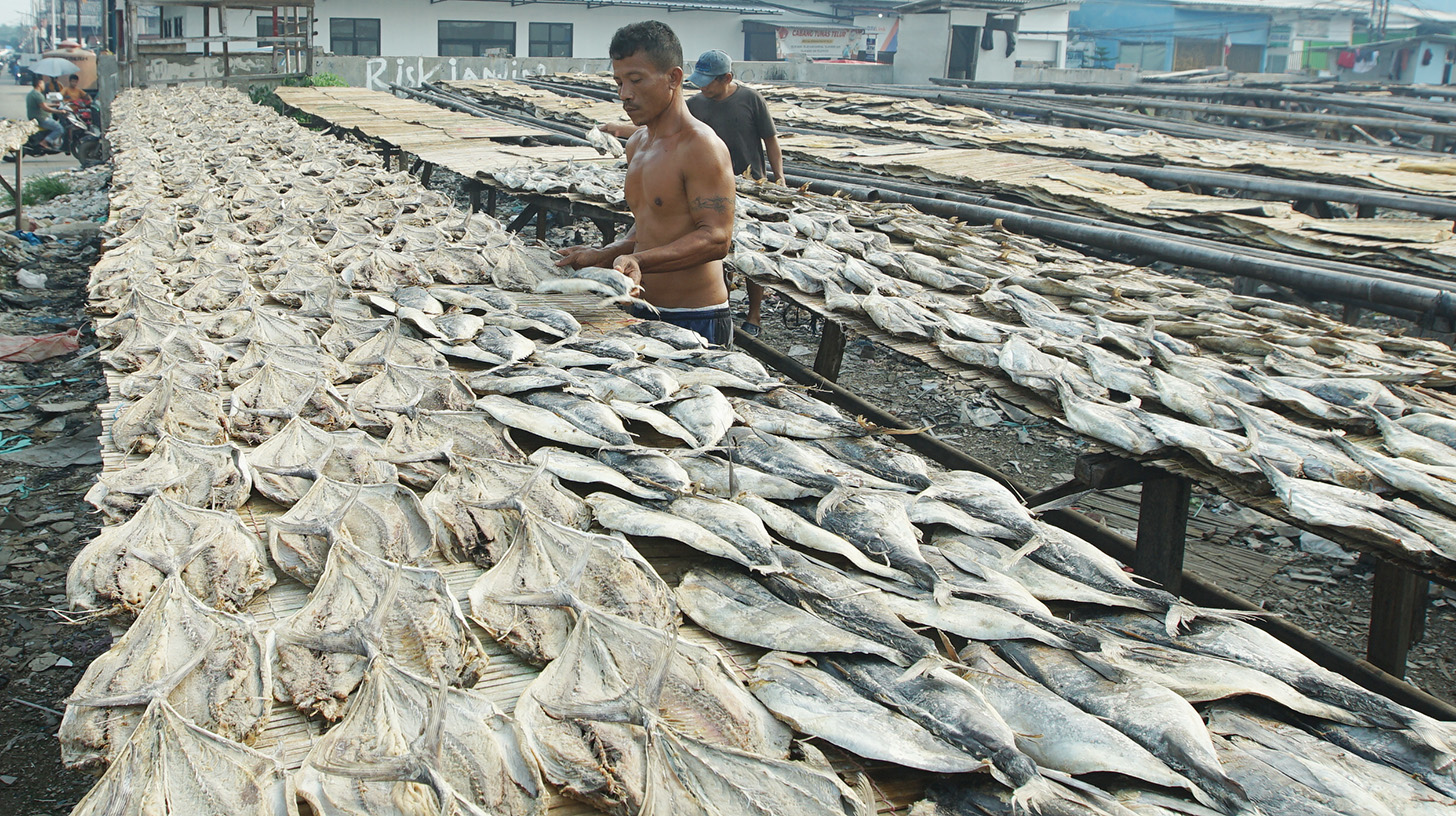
xmin=894 ymin=655 xmax=943 ymax=684
xmin=1037 ymin=771 xmax=1143 ymax=816
xmin=1003 ymin=535 xmax=1045 ymax=566
xmin=1026 ymin=489 xmax=1095 ymax=514
xmin=932 ymin=581 xmax=952 ymax=606
xmin=1071 ymin=650 xmax=1127 ymax=683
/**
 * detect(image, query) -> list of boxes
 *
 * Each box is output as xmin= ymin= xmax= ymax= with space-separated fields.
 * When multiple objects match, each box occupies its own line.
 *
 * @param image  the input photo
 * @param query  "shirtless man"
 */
xmin=554 ymin=22 xmax=736 ymax=346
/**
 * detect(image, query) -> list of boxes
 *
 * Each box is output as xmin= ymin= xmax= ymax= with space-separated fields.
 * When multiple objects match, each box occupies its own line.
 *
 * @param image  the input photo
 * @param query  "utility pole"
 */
xmin=50 ymin=0 xmax=57 ymax=49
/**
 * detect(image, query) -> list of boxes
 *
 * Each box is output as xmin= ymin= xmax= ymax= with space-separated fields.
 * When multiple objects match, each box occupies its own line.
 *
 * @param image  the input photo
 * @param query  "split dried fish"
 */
xmin=69 ymin=495 xmax=274 ymax=614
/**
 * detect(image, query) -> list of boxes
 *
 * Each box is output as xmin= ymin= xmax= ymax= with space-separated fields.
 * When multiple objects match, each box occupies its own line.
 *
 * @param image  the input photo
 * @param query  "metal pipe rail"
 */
xmin=787 ymin=162 xmax=1456 ymax=299
xmin=823 ymin=84 xmax=1433 ymax=158
xmin=784 ymin=171 xmax=1456 ymax=324
xmin=1069 ymin=160 xmax=1456 ymax=221
xmin=993 ymin=91 xmax=1456 ymax=140
xmin=925 ymin=78 xmax=1456 ymax=121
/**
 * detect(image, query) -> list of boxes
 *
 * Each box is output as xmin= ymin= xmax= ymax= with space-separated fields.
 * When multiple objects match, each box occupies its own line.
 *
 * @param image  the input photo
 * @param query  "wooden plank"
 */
xmin=1368 ymin=559 xmax=1428 ymax=678
xmin=813 ymin=319 xmax=847 ymax=381
xmin=1134 ymin=475 xmax=1192 ymax=595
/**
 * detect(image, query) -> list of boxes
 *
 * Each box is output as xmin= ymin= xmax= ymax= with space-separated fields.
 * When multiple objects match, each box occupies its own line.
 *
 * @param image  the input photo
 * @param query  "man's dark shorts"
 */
xmin=631 ymin=303 xmax=733 ymax=348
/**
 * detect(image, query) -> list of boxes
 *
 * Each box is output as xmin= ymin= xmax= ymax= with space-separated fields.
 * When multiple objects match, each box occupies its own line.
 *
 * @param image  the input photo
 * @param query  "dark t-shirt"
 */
xmin=687 ymin=84 xmax=775 ymax=181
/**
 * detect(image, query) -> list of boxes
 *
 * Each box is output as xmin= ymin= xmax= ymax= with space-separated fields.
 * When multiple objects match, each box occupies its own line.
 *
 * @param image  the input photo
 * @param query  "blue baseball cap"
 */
xmin=688 ymin=49 xmax=732 ymax=88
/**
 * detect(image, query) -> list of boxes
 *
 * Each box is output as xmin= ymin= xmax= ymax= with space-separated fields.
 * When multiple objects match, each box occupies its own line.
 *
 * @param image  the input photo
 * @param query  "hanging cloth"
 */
xmin=1336 ymin=50 xmax=1357 ymax=68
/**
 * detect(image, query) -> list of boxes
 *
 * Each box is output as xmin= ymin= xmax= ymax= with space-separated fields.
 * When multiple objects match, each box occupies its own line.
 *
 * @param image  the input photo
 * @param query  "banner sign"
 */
xmin=776 ymin=27 xmax=865 ymax=59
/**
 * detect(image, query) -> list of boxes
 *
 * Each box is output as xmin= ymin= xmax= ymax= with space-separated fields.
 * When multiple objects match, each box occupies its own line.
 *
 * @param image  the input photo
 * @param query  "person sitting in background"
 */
xmin=26 ymin=76 xmax=64 ymax=152
xmin=61 ymin=74 xmax=90 ymax=106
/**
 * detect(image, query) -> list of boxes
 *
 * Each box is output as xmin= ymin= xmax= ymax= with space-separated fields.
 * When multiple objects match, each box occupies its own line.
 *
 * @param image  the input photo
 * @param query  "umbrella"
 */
xmin=30 ymin=57 xmax=81 ymax=77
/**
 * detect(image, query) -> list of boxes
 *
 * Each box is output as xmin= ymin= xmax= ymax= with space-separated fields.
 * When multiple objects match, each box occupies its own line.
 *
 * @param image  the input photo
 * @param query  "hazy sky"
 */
xmin=0 ymin=0 xmax=30 ymax=27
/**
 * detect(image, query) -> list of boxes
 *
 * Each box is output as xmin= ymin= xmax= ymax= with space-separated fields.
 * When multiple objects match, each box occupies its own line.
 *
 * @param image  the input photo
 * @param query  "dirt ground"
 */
xmin=0 ymin=201 xmax=110 ymax=814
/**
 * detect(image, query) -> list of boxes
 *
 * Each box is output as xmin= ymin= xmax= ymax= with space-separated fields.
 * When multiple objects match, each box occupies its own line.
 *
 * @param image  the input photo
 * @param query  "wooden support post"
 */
xmin=536 ymin=206 xmax=548 ymax=241
xmin=1232 ymin=276 xmax=1259 ymax=296
xmin=420 ymin=162 xmax=434 ymax=186
xmin=409 ymin=158 xmax=423 ymax=175
xmin=7 ymin=148 xmax=21 ymax=231
xmin=468 ymin=183 xmax=481 ymax=214
xmin=1368 ymin=560 xmax=1428 ymax=678
xmin=1134 ymin=475 xmax=1192 ymax=595
xmin=592 ymin=218 xmax=617 ymax=242
xmin=1357 ymin=203 xmax=1376 ymax=218
xmin=506 ymin=202 xmax=540 ymax=234
xmin=812 ymin=319 xmax=847 ymax=382
xmin=486 ymin=186 xmax=497 ymax=215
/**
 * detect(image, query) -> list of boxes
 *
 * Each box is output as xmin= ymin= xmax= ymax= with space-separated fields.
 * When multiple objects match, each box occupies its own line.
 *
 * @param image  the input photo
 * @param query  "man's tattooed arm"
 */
xmin=692 ymin=195 xmax=731 ymax=213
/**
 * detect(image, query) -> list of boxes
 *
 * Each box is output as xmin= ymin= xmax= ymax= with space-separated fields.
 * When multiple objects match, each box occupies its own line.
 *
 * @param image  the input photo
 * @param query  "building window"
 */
xmin=161 ymin=15 xmax=184 ymax=38
xmin=439 ymin=20 xmax=515 ymax=57
xmin=257 ymin=14 xmax=306 ymax=41
xmin=331 ymin=18 xmax=380 ymax=56
xmin=529 ymin=23 xmax=572 ymax=58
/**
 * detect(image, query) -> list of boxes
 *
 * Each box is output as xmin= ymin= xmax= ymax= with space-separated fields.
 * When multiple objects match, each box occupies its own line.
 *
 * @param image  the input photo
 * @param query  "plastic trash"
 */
xmin=1298 ymin=531 xmax=1355 ymax=563
xmin=16 ymin=269 xmax=47 ymax=289
xmin=0 ymin=328 xmax=80 ymax=363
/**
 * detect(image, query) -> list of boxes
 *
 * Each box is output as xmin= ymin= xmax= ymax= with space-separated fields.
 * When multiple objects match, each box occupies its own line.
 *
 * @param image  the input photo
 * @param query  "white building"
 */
xmin=893 ymin=0 xmax=1077 ymax=83
xmin=135 ymin=0 xmax=904 ymax=64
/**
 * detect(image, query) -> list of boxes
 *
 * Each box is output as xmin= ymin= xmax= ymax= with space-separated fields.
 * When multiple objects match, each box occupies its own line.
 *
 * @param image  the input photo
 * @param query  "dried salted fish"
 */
xmin=597 ymin=448 xmax=694 ymax=495
xmin=85 ymin=435 xmax=252 ymax=521
xmin=816 ymin=487 xmax=941 ymax=594
xmin=321 ymin=311 xmax=397 ymax=359
xmin=1207 ymin=706 xmax=1456 ymax=815
xmin=268 ymin=477 xmax=435 ymax=586
xmin=61 ymin=577 xmax=272 ymax=772
xmin=247 ymin=418 xmax=396 ymax=505
xmin=483 ymin=239 xmax=559 ymax=291
xmin=1055 ymin=382 xmax=1164 ymax=457
xmin=431 ymin=325 xmax=536 ymax=367
xmin=117 ymin=350 xmax=221 ymax=399
xmin=68 ymin=495 xmax=275 ymax=614
xmin=294 ymin=657 xmax=544 ymax=816
xmin=515 ymin=605 xmax=790 ymax=813
xmin=528 ymin=448 xmax=672 ymax=500
xmin=521 ymin=390 xmax=635 ymax=446
xmin=934 ymin=532 xmax=1159 ymax=613
xmin=229 ymin=361 xmax=352 ymax=444
xmin=671 ymin=450 xmax=821 ymax=500
xmin=666 ymin=385 xmax=738 ymax=449
xmin=275 ymin=541 xmax=488 ymax=720
xmin=111 ymin=374 xmax=228 ymax=454
xmin=1397 ymin=411 xmax=1456 ymax=450
xmin=349 ymin=362 xmax=474 ymax=432
xmin=985 ymin=642 xmax=1252 ymax=815
xmin=226 ymin=341 xmax=348 ymax=386
xmin=68 ymin=699 xmax=291 ymax=816
xmin=1364 ymin=405 xmax=1456 ymax=467
xmin=422 ymin=456 xmax=590 ymax=565
xmin=344 ymin=320 xmax=449 ymax=379
xmin=679 ymin=567 xmax=901 ymax=661
xmin=383 ymin=410 xmax=521 ymax=489
xmin=467 ymin=365 xmax=579 ymax=397
xmin=475 ymin=394 xmax=621 ymax=449
xmin=106 ymin=319 xmax=226 ymax=374
xmin=467 ymin=514 xmax=675 ymax=663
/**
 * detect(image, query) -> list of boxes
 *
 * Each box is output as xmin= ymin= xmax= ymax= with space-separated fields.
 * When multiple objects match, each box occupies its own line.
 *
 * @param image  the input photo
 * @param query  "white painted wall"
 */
xmin=169 ymin=1 xmax=845 ymax=61
xmin=893 ymin=13 xmax=951 ymax=84
xmin=1019 ymin=5 xmax=1073 ymax=69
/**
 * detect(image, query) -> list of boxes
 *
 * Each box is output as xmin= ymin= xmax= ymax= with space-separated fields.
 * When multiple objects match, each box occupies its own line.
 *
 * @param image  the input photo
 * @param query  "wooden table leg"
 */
xmin=1134 ymin=474 xmax=1191 ymax=594
xmin=468 ymin=182 xmax=481 ymax=215
xmin=1368 ymin=560 xmax=1428 ymax=678
xmin=506 ymin=202 xmax=540 ymax=234
xmin=813 ymin=319 xmax=847 ymax=382
xmin=486 ymin=187 xmax=497 ymax=216
xmin=536 ymin=207 xmax=549 ymax=241
xmin=420 ymin=162 xmax=434 ymax=186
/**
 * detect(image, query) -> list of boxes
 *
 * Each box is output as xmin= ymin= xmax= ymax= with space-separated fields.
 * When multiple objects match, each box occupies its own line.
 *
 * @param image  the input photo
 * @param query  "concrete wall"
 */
xmin=310 ymin=55 xmax=891 ymax=90
xmin=128 ymin=52 xmax=893 ymax=90
xmin=1010 ymin=65 xmax=1140 ymax=83
xmin=894 ymin=14 xmax=951 ymax=84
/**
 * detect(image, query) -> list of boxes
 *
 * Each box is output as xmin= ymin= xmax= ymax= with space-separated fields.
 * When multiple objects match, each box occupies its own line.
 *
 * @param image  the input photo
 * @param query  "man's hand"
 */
xmin=555 ymin=245 xmax=605 ymax=269
xmin=614 ymin=254 xmax=643 ymax=292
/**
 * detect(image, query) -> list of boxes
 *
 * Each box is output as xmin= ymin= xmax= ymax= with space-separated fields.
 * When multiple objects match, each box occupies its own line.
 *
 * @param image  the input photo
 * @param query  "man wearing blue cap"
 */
xmin=687 ymin=49 xmax=782 ymax=337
